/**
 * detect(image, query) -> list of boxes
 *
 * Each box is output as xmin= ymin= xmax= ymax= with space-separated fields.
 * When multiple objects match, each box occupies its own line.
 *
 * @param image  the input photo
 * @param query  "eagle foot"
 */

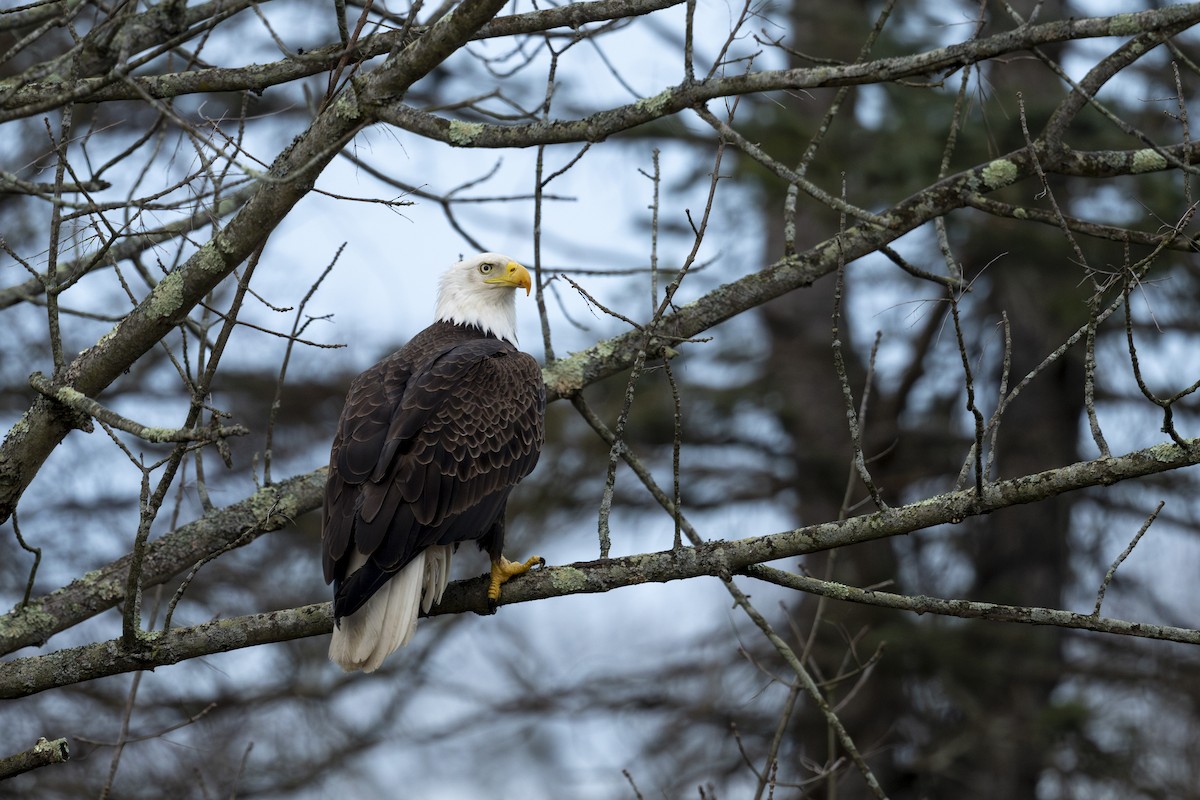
xmin=486 ymin=555 xmax=545 ymax=613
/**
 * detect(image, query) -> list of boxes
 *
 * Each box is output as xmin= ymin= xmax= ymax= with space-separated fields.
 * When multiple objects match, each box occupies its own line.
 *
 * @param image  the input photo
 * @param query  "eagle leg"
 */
xmin=487 ymin=554 xmax=545 ymax=612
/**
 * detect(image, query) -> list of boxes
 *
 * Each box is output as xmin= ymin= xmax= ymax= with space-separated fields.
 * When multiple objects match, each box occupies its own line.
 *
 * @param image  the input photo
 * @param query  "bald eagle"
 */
xmin=322 ymin=253 xmax=545 ymax=672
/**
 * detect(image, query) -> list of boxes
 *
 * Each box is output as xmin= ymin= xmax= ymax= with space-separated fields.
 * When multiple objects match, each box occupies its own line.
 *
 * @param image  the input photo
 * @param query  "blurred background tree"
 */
xmin=2 ymin=1 xmax=1200 ymax=798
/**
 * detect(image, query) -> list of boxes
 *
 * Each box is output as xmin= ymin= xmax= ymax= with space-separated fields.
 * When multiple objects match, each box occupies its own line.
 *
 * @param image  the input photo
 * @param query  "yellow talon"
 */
xmin=487 ymin=554 xmax=545 ymax=609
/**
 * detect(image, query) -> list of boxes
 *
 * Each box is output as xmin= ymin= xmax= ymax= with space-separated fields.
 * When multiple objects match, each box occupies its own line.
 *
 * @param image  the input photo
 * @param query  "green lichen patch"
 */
xmin=2 ymin=600 xmax=54 ymax=636
xmin=447 ymin=120 xmax=484 ymax=146
xmin=1131 ymin=149 xmax=1166 ymax=174
xmin=138 ymin=427 xmax=178 ymax=444
xmin=194 ymin=243 xmax=230 ymax=274
xmin=149 ymin=270 xmax=185 ymax=319
xmin=543 ymin=351 xmax=588 ymax=398
xmin=330 ymin=88 xmax=361 ymax=122
xmin=981 ymin=159 xmax=1019 ymax=190
xmin=633 ymin=90 xmax=672 ymax=117
xmin=1145 ymin=441 xmax=1182 ymax=463
xmin=548 ymin=566 xmax=589 ymax=594
xmin=1108 ymin=13 xmax=1142 ymax=37
xmin=95 ymin=326 xmax=120 ymax=348
xmin=49 ymin=383 xmax=87 ymax=407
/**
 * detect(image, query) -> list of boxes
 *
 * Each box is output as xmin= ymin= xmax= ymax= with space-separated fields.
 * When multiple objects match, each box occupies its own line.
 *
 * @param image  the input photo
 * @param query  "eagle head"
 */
xmin=434 ymin=253 xmax=532 ymax=345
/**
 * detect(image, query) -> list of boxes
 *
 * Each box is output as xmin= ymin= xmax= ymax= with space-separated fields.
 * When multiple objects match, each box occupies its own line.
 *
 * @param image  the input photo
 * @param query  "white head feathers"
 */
xmin=434 ymin=252 xmax=532 ymax=346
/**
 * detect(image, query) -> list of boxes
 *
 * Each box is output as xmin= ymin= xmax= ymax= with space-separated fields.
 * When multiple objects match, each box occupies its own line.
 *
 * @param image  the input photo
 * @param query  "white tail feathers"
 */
xmin=328 ymin=545 xmax=453 ymax=672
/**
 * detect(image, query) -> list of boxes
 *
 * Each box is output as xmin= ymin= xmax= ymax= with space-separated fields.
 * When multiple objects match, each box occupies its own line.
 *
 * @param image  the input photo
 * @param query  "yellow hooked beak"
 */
xmin=485 ymin=261 xmax=532 ymax=296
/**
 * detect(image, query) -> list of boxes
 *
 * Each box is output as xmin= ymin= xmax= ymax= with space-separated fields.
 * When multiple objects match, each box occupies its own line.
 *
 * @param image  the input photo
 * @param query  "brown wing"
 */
xmin=321 ymin=335 xmax=544 ymax=620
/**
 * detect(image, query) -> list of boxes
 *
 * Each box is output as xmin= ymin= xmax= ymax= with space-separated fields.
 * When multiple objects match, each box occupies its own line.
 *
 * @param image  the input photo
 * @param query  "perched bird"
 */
xmin=322 ymin=253 xmax=545 ymax=672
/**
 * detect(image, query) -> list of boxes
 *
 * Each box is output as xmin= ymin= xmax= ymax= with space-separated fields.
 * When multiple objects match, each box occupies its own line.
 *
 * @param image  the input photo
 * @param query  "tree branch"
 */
xmin=28 ymin=372 xmax=249 ymax=444
xmin=0 ymin=470 xmax=325 ymax=656
xmin=740 ymin=564 xmax=1194 ymax=644
xmin=3 ymin=436 xmax=1198 ymax=699
xmin=0 ymin=0 xmax=682 ymax=113
xmin=375 ymin=5 xmax=1200 ymax=148
xmin=0 ymin=737 xmax=70 ymax=781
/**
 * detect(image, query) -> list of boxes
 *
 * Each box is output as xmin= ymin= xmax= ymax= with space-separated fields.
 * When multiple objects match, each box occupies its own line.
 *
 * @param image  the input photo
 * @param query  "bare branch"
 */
xmin=0 ymin=0 xmax=683 ymax=114
xmin=28 ymin=372 xmax=249 ymax=444
xmin=741 ymin=563 xmax=1200 ymax=648
xmin=378 ymin=6 xmax=1200 ymax=148
xmin=9 ymin=431 xmax=1200 ymax=696
xmin=0 ymin=470 xmax=326 ymax=656
xmin=0 ymin=737 xmax=69 ymax=781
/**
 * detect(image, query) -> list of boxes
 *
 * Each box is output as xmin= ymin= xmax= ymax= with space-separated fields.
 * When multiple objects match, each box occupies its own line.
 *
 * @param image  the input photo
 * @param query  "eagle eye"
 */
xmin=478 ymin=262 xmax=494 ymax=275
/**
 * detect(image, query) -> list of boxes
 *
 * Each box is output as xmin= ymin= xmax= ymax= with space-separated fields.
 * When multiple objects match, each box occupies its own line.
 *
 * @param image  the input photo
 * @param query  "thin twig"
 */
xmin=664 ymin=357 xmax=684 ymax=550
xmin=982 ymin=313 xmax=1012 ymax=482
xmin=949 ymin=284 xmax=986 ymax=498
xmin=1092 ymin=501 xmax=1164 ymax=617
xmin=99 ymin=670 xmax=145 ymax=800
xmin=831 ymin=182 xmax=887 ymax=510
xmin=1123 ymin=281 xmax=1200 ymax=447
xmin=646 ymin=148 xmax=661 ymax=311
xmin=11 ymin=511 xmax=41 ymax=608
xmin=623 ymin=769 xmax=647 ymax=800
xmin=591 ymin=129 xmax=728 ymax=556
xmin=264 ymin=244 xmax=344 ymax=486
xmin=753 ymin=684 xmax=801 ymax=800
xmin=724 ymin=578 xmax=889 ymax=800
xmin=163 ymin=519 xmax=272 ymax=632
xmin=44 ymin=106 xmax=72 ymax=372
xmin=1083 ymin=308 xmax=1110 ymax=458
